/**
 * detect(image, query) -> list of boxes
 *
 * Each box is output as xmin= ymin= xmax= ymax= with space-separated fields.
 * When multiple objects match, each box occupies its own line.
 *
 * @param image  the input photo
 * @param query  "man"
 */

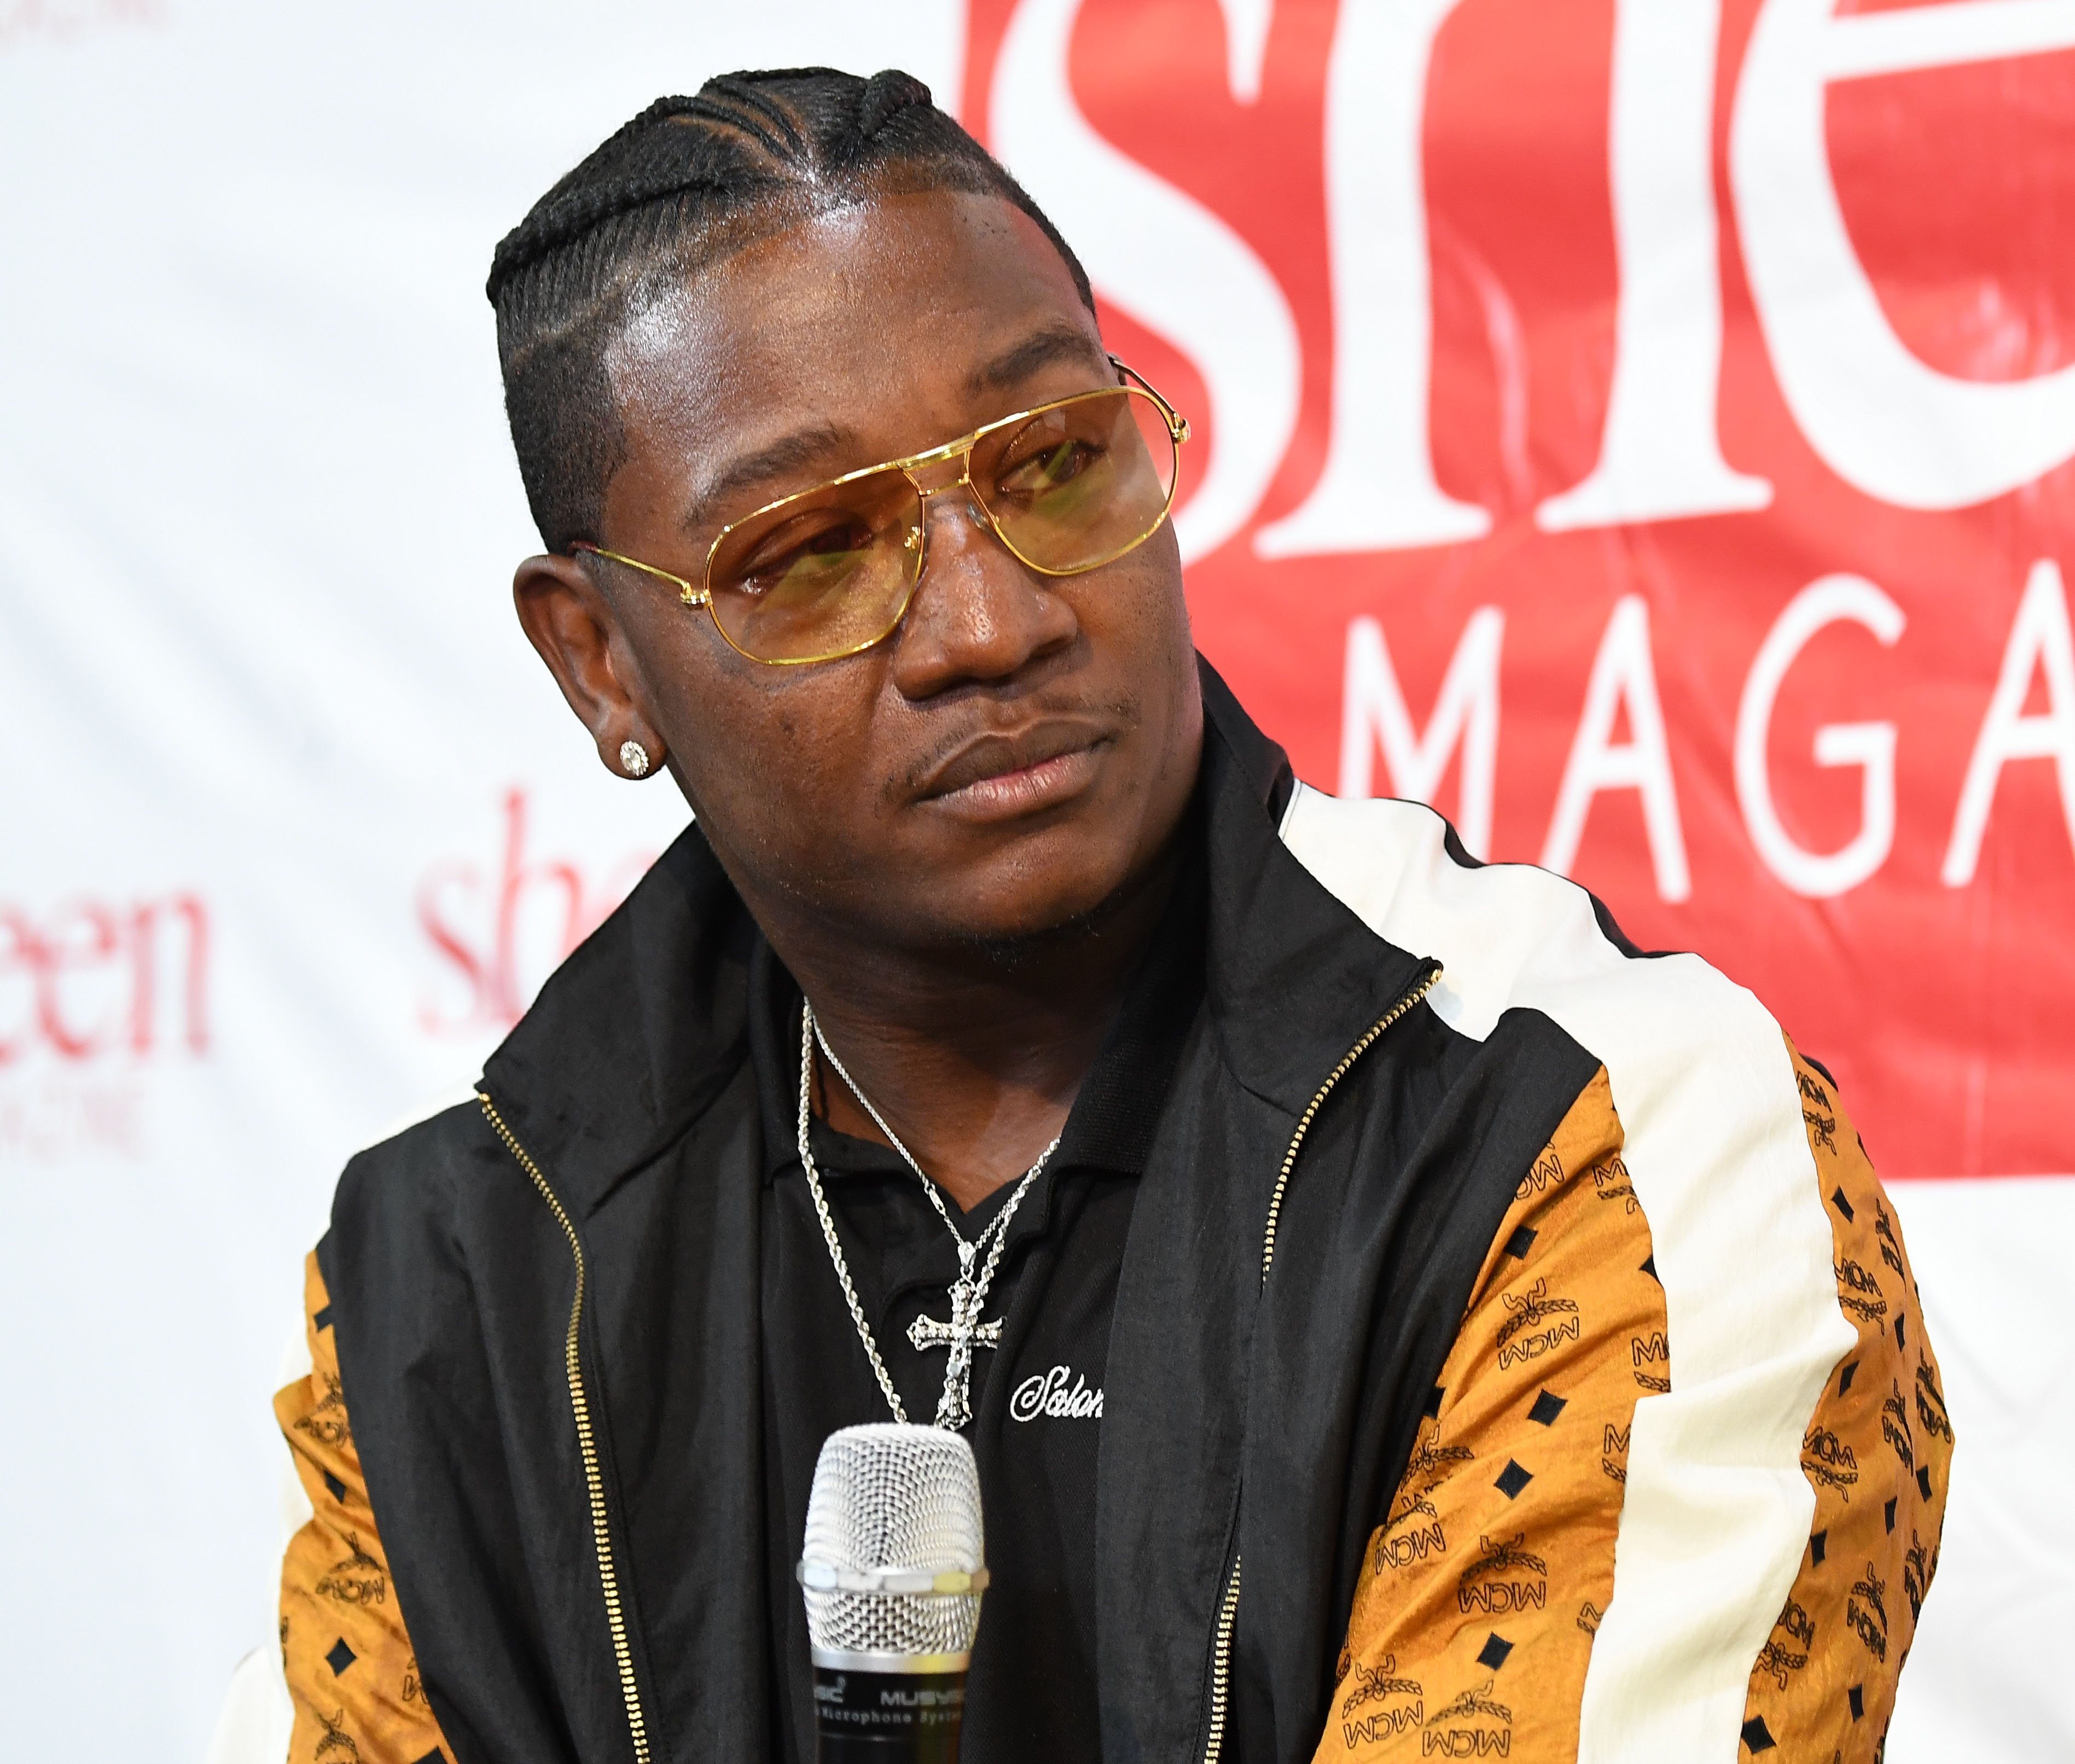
xmin=274 ymin=68 xmax=1949 ymax=1764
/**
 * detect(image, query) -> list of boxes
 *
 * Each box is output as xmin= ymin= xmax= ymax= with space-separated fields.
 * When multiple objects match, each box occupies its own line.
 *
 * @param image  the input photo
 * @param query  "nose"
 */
xmin=887 ymin=478 xmax=1079 ymax=700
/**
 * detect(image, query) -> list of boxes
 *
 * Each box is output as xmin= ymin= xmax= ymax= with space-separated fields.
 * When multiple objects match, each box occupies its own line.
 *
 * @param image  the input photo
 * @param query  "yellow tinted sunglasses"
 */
xmin=573 ymin=357 xmax=1188 ymax=666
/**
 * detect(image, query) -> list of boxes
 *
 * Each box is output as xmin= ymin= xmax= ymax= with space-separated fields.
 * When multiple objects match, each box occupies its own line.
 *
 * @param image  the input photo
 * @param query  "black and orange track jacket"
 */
xmin=275 ymin=664 xmax=1949 ymax=1763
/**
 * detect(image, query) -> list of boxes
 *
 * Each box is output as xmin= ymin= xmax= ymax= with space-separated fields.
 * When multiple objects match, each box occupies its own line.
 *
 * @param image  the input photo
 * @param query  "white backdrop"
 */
xmin=0 ymin=4 xmax=2064 ymax=1761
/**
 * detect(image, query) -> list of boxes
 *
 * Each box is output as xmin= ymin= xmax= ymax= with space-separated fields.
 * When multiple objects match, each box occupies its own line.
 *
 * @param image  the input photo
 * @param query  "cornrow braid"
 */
xmin=488 ymin=67 xmax=1096 ymax=556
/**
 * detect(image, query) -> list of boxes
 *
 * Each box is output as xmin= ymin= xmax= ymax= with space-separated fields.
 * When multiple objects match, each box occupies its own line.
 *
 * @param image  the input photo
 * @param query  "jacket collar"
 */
xmin=478 ymin=659 xmax=1427 ymax=1218
xmin=1191 ymin=660 xmax=1431 ymax=1115
xmin=476 ymin=824 xmax=760 ymax=1218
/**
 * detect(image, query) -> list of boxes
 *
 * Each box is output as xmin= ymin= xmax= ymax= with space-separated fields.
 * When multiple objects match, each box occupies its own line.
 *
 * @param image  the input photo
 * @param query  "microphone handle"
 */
xmin=812 ymin=1662 xmax=967 ymax=1761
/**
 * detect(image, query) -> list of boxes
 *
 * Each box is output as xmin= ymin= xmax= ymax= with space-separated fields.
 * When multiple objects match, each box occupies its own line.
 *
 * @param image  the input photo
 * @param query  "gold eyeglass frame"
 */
xmin=571 ymin=355 xmax=1190 ymax=667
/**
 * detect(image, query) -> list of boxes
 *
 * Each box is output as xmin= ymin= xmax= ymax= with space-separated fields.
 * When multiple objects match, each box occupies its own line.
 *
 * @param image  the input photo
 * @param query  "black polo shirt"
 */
xmin=752 ymin=862 xmax=1206 ymax=1763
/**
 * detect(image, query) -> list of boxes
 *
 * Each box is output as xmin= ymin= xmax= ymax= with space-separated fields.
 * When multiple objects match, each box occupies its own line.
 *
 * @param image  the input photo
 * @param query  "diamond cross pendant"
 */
xmin=909 ymin=1277 xmax=1001 ymax=1429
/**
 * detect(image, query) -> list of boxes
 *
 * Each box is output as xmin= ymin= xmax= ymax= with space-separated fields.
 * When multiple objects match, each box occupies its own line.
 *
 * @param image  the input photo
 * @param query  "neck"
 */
xmin=771 ymin=849 xmax=1179 ymax=1212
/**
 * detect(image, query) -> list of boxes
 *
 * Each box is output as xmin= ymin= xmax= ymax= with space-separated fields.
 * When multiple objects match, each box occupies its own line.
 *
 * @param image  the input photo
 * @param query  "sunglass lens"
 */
xmin=975 ymin=388 xmax=1178 ymax=574
xmin=707 ymin=471 xmax=922 ymax=662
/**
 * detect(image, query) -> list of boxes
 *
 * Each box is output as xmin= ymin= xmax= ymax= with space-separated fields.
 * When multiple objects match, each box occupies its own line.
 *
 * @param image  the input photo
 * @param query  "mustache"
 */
xmin=898 ymin=692 xmax=1142 ymax=800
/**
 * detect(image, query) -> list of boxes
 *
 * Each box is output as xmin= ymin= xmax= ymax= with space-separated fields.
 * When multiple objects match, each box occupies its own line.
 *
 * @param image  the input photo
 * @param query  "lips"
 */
xmin=915 ymin=720 xmax=1110 ymax=813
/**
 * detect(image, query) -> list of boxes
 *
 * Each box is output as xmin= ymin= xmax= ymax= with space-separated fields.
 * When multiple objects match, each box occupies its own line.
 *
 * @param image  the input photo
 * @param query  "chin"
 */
xmin=927 ymin=847 xmax=1141 ymax=958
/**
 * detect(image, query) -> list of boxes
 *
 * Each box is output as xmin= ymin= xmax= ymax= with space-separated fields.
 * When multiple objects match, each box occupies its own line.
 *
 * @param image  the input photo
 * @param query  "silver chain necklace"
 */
xmin=796 ymin=1002 xmax=1060 ymax=1430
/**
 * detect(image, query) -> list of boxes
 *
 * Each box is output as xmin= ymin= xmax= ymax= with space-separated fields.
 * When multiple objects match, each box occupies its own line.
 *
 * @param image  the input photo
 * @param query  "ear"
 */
xmin=512 ymin=554 xmax=667 ymax=778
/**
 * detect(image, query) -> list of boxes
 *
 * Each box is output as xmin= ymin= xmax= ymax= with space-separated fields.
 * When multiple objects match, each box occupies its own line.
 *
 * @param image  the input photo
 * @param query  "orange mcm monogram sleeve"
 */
xmin=275 ymin=1251 xmax=453 ymax=1764
xmin=1734 ymin=1046 xmax=1951 ymax=1761
xmin=1317 ymin=1051 xmax=1952 ymax=1763
xmin=1317 ymin=1067 xmax=1658 ymax=1762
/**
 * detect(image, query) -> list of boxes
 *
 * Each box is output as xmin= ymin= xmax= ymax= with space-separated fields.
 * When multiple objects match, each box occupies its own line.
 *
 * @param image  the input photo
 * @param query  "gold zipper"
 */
xmin=1199 ymin=960 xmax=1443 ymax=1764
xmin=1260 ymin=962 xmax=1444 ymax=1284
xmin=480 ymin=1092 xmax=653 ymax=1764
xmin=1201 ymin=1555 xmax=1243 ymax=1762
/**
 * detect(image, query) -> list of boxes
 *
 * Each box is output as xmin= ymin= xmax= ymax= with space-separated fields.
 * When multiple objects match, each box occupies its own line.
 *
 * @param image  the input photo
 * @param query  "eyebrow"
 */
xmin=966 ymin=323 xmax=1109 ymax=396
xmin=685 ymin=421 xmax=858 ymax=532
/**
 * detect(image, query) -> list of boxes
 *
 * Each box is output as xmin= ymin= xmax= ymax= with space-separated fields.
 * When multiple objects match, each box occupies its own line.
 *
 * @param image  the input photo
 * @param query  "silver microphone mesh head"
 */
xmin=800 ymin=1423 xmax=986 ymax=1663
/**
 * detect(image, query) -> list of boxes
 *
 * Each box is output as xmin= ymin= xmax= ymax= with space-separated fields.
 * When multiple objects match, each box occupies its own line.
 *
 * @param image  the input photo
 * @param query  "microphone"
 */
xmin=798 ymin=1423 xmax=989 ymax=1761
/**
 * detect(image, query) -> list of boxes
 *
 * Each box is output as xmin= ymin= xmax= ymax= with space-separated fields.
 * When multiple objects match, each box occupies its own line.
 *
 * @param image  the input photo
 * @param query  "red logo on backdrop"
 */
xmin=0 ymin=894 xmax=210 ymax=1062
xmin=417 ymin=789 xmax=658 ymax=1035
xmin=0 ymin=891 xmax=210 ymax=1158
xmin=966 ymin=0 xmax=2075 ymax=1174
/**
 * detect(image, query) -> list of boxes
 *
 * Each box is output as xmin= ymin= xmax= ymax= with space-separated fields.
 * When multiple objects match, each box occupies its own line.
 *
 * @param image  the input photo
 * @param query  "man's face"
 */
xmin=574 ymin=189 xmax=1202 ymax=955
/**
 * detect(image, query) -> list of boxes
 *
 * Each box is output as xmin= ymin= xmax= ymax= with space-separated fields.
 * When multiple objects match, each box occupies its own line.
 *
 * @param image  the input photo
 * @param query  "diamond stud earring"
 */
xmin=619 ymin=740 xmax=652 ymax=778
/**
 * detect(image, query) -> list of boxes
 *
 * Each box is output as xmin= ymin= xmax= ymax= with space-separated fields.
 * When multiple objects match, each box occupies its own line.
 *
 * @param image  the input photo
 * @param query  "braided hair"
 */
xmin=488 ymin=67 xmax=1097 ymax=556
